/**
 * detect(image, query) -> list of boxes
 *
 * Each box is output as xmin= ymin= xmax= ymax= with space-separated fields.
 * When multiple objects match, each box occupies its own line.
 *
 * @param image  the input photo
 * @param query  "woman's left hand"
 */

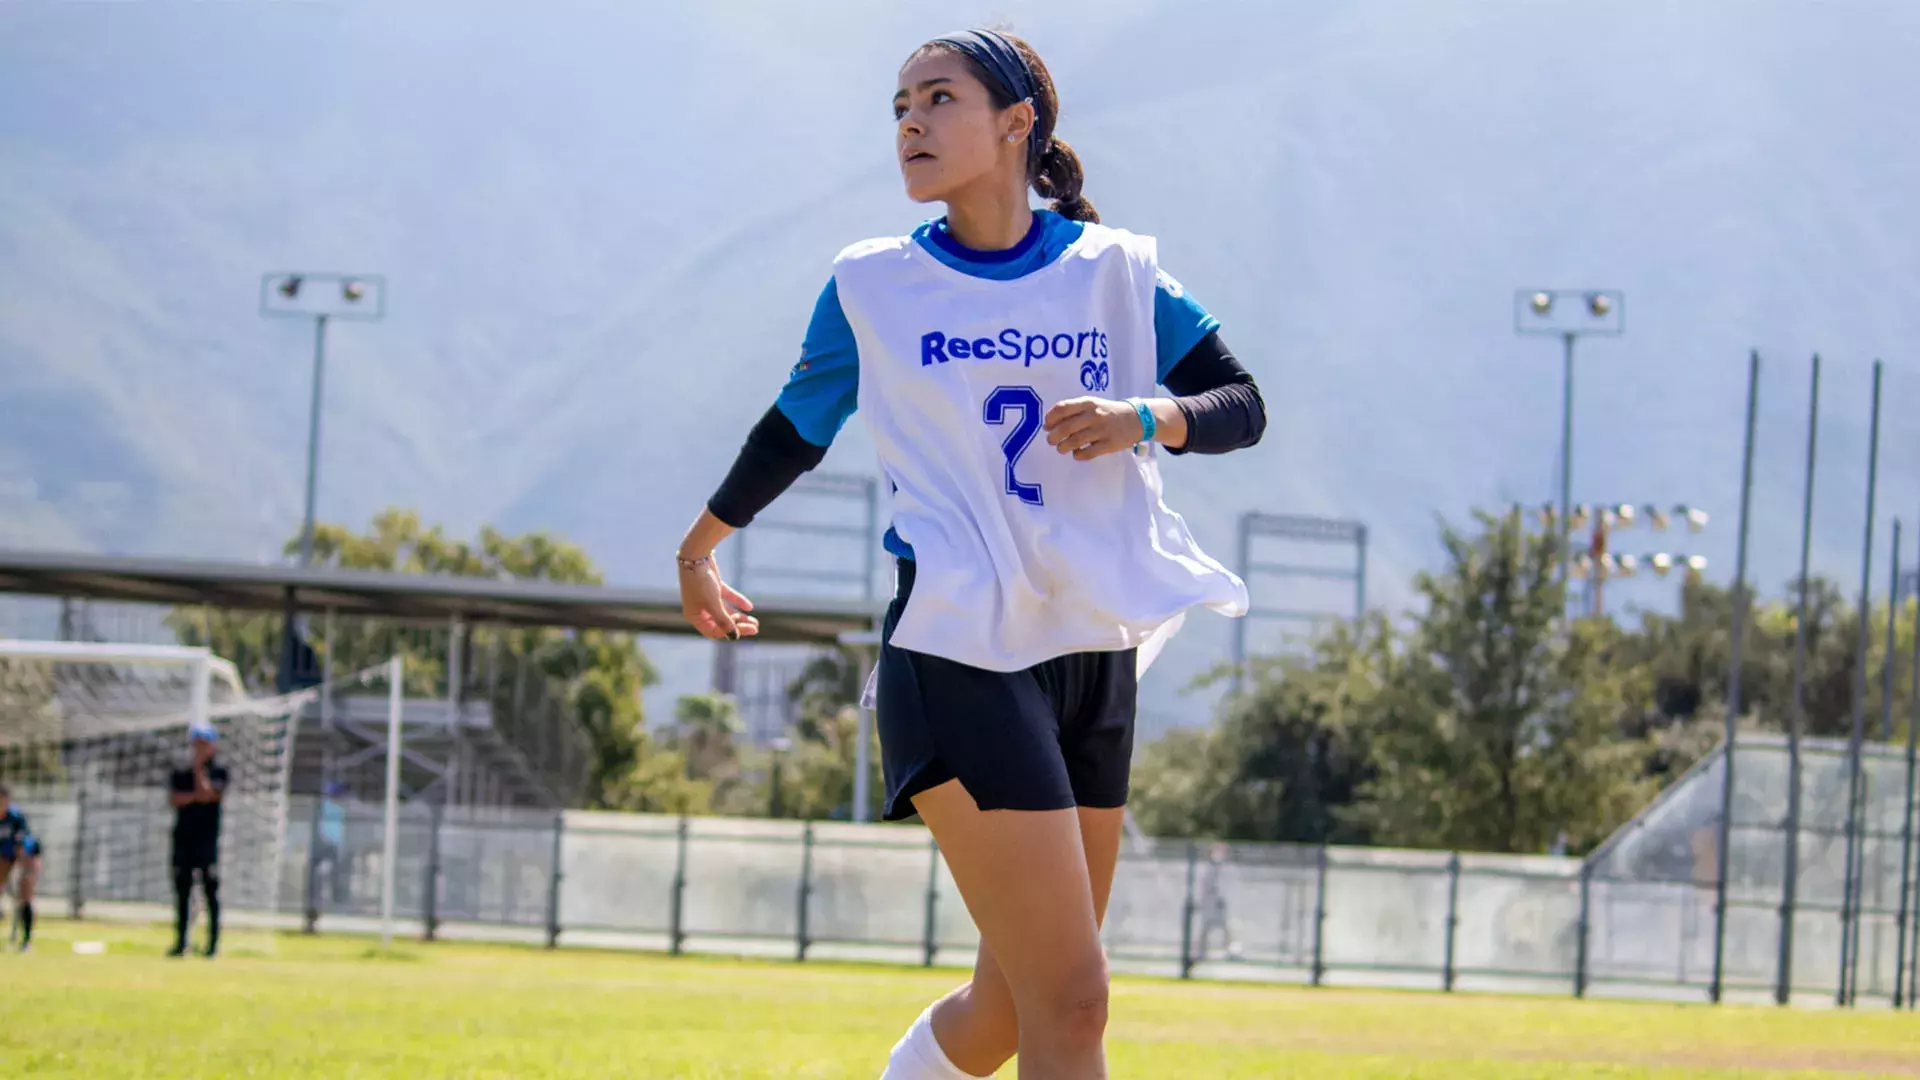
xmin=1043 ymin=397 xmax=1146 ymax=460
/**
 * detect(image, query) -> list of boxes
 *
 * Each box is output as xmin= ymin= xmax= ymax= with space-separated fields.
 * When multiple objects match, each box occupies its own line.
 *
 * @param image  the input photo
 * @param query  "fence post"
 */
xmin=1179 ymin=842 xmax=1198 ymax=980
xmin=921 ymin=835 xmax=940 ymax=968
xmin=1895 ymin=523 xmax=1920 ymax=1010
xmin=1838 ymin=359 xmax=1884 ymax=1008
xmin=67 ymin=787 xmax=87 ymax=921
xmin=1711 ymin=348 xmax=1761 ymax=1007
xmin=301 ymin=791 xmax=324 ymax=934
xmin=1443 ymin=853 xmax=1461 ymax=992
xmin=1778 ymin=352 xmax=1820 ymax=1007
xmin=670 ymin=816 xmax=689 ymax=956
xmin=1575 ymin=862 xmax=1593 ymax=999
xmin=422 ymin=800 xmax=443 ymax=942
xmin=1311 ymin=841 xmax=1330 ymax=987
xmin=544 ymin=810 xmax=564 ymax=949
xmin=795 ymin=822 xmax=814 ymax=962
xmin=1911 ymin=854 xmax=1920 ymax=1010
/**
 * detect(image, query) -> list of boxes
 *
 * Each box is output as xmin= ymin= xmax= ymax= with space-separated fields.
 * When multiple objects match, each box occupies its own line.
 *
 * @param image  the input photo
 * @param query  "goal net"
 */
xmin=0 ymin=641 xmax=313 ymax=916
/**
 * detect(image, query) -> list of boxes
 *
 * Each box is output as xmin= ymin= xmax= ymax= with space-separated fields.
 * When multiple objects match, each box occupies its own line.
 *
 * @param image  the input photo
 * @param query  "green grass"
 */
xmin=0 ymin=921 xmax=1913 ymax=1078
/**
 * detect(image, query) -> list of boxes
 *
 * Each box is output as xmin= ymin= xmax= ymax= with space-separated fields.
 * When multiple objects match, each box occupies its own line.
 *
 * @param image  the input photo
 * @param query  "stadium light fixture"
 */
xmin=259 ymin=269 xmax=388 ymax=694
xmin=1514 ymin=287 xmax=1625 ymax=596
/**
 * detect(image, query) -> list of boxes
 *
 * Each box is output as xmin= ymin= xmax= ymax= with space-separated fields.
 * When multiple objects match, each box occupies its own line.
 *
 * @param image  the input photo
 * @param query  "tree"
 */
xmin=1130 ymin=617 xmax=1384 ymax=844
xmin=669 ymin=692 xmax=743 ymax=783
xmin=1133 ymin=511 xmax=1667 ymax=855
xmin=1343 ymin=512 xmax=1659 ymax=853
xmin=1621 ymin=574 xmax=1912 ymax=746
xmin=599 ymin=746 xmax=713 ymax=815
xmin=166 ymin=508 xmax=659 ymax=809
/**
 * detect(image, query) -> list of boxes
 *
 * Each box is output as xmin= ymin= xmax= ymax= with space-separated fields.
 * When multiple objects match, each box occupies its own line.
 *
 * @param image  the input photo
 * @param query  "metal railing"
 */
xmin=18 ymin=793 xmax=1909 ymax=1005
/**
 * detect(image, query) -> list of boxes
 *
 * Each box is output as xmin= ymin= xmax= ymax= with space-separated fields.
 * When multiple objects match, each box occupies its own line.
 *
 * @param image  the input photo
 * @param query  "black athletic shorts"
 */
xmin=876 ymin=558 xmax=1137 ymax=821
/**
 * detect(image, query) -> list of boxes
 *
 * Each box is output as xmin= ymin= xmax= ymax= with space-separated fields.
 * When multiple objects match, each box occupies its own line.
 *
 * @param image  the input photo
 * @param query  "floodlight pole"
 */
xmin=260 ymin=271 xmax=385 ymax=692
xmin=298 ymin=314 xmax=329 ymax=568
xmin=381 ymin=654 xmax=404 ymax=949
xmin=1514 ymin=289 xmax=1624 ymax=597
xmin=1559 ymin=331 xmax=1574 ymax=592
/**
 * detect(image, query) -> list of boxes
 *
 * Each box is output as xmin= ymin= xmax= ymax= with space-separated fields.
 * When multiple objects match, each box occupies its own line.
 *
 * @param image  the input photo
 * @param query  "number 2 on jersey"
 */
xmin=983 ymin=385 xmax=1044 ymax=507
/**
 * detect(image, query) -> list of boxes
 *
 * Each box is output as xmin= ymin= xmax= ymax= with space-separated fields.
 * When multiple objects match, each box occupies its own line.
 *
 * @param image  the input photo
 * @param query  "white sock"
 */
xmin=880 ymin=1006 xmax=985 ymax=1079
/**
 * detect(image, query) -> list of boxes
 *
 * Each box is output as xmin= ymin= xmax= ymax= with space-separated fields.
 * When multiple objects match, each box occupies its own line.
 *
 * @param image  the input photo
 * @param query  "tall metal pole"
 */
xmin=1559 ymin=332 xmax=1576 ymax=591
xmin=1575 ymin=862 xmax=1593 ymax=998
xmin=853 ymin=646 xmax=876 ymax=823
xmin=1179 ymin=842 xmax=1198 ymax=979
xmin=299 ymin=313 xmax=329 ymax=567
xmin=921 ymin=836 xmax=941 ymax=968
xmin=1864 ymin=520 xmax=1902 ymax=999
xmin=1893 ymin=517 xmax=1919 ymax=1009
xmin=1354 ymin=525 xmax=1369 ymax=621
xmin=1710 ymin=348 xmax=1760 ymax=1004
xmin=862 ymin=480 xmax=879 ymax=605
xmin=380 ymin=654 xmax=404 ymax=950
xmin=1838 ymin=360 xmax=1883 ymax=1006
xmin=1878 ymin=520 xmax=1904 ymax=748
xmin=1778 ymin=354 xmax=1820 ymax=1005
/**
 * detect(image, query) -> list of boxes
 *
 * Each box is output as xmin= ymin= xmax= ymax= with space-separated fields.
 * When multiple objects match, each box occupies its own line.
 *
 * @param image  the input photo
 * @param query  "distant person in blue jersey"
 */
xmin=315 ymin=780 xmax=350 ymax=905
xmin=676 ymin=28 xmax=1264 ymax=1079
xmin=168 ymin=723 xmax=228 ymax=958
xmin=0 ymin=783 xmax=42 ymax=952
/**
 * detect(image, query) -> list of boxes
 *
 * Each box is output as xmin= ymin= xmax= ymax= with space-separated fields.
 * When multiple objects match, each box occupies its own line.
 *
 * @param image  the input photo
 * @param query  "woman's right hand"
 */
xmin=678 ymin=553 xmax=759 ymax=642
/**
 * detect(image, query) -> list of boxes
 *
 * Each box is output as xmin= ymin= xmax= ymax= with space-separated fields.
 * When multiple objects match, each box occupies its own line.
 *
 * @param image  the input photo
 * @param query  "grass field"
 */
xmin=1 ymin=921 xmax=1914 ymax=1079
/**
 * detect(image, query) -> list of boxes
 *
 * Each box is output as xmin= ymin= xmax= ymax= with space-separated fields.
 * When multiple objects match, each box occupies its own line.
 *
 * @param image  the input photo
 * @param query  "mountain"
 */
xmin=4 ymin=0 xmax=1920 ymax=735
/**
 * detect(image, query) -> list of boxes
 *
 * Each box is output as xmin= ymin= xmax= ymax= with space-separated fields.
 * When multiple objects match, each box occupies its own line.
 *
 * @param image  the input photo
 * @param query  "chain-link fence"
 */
xmin=20 ymin=785 xmax=1905 ymax=1005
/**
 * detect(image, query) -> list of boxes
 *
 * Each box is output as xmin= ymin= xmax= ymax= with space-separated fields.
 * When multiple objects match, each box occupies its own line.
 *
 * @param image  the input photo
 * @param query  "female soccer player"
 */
xmin=0 ymin=783 xmax=42 ymax=952
xmin=677 ymin=29 xmax=1264 ymax=1079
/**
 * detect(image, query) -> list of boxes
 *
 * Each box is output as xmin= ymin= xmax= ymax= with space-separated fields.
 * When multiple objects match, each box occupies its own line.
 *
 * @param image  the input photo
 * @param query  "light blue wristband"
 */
xmin=1128 ymin=398 xmax=1157 ymax=445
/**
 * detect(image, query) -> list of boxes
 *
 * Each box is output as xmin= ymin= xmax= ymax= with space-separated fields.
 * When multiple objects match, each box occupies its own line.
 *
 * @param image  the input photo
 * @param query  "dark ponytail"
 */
xmin=917 ymin=31 xmax=1100 ymax=224
xmin=1032 ymin=134 xmax=1097 ymax=223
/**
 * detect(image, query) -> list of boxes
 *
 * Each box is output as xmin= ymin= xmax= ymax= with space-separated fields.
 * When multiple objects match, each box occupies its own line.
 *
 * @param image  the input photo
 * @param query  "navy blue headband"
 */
xmin=929 ymin=29 xmax=1045 ymax=166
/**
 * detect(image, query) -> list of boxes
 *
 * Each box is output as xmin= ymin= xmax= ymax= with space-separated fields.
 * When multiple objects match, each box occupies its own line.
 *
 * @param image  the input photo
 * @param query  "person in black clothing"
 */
xmin=1 ymin=783 xmax=42 ymax=952
xmin=168 ymin=723 xmax=228 ymax=958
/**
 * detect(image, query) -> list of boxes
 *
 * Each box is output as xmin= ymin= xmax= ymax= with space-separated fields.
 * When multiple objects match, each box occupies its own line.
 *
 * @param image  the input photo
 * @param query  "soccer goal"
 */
xmin=0 ymin=640 xmax=312 ymax=917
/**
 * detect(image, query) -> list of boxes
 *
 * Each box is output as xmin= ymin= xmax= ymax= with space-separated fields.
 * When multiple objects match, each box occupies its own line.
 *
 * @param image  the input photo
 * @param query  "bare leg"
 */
xmin=930 ymin=807 xmax=1124 ymax=1076
xmin=911 ymin=782 xmax=1115 ymax=1080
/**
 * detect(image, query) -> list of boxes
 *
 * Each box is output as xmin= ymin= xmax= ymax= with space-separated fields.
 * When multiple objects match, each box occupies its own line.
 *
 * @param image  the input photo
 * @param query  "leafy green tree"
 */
xmin=1131 ymin=617 xmax=1385 ymax=844
xmin=599 ymin=746 xmax=713 ymax=815
xmin=166 ymin=508 xmax=659 ymax=809
xmin=1343 ymin=512 xmax=1658 ymax=853
xmin=669 ymin=692 xmax=744 ymax=784
xmin=1134 ymin=511 xmax=1668 ymax=854
xmin=764 ymin=647 xmax=883 ymax=820
xmin=1621 ymin=574 xmax=1913 ymax=747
